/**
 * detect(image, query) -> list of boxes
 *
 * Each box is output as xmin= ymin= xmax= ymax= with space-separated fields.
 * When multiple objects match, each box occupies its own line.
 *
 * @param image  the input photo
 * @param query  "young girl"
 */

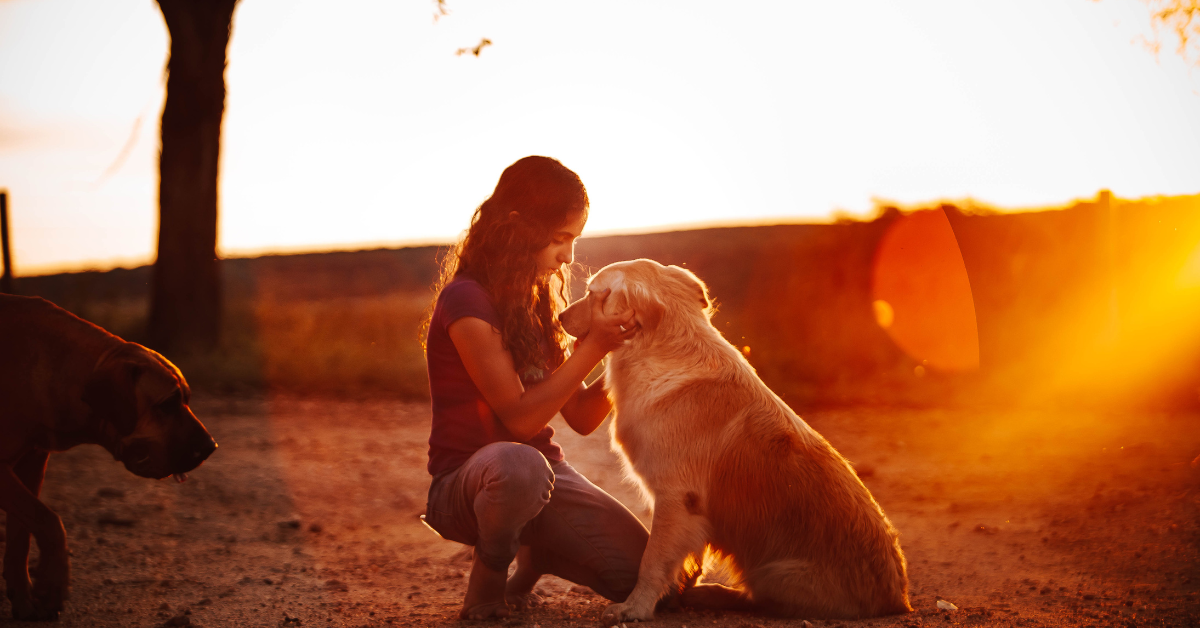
xmin=422 ymin=156 xmax=648 ymax=620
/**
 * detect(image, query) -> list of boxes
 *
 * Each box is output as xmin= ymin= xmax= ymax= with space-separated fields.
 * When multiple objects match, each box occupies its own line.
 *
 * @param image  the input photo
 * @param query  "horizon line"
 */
xmin=15 ymin=189 xmax=1190 ymax=278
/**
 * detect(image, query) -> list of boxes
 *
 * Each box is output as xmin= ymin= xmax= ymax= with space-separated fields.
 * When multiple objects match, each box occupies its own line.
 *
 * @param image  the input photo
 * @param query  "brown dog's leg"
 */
xmin=1 ymin=450 xmax=65 ymax=621
xmin=2 ymin=502 xmax=35 ymax=620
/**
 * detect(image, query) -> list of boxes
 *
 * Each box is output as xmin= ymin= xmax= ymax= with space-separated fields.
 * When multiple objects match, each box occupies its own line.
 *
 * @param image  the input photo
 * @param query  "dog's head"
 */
xmin=560 ymin=258 xmax=711 ymax=343
xmin=82 ymin=343 xmax=218 ymax=480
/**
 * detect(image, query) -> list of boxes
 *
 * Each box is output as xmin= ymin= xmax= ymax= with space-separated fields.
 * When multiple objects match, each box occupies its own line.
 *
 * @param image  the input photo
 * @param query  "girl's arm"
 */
xmin=558 ymin=373 xmax=612 ymax=436
xmin=448 ymin=289 xmax=635 ymax=442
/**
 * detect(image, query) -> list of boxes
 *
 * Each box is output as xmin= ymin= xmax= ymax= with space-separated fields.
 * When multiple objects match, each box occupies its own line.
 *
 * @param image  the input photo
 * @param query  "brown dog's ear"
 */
xmin=134 ymin=343 xmax=191 ymax=403
xmin=83 ymin=349 xmax=142 ymax=436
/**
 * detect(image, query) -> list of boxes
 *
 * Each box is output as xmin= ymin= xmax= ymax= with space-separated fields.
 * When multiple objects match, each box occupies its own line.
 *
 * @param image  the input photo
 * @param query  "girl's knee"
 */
xmin=481 ymin=443 xmax=554 ymax=501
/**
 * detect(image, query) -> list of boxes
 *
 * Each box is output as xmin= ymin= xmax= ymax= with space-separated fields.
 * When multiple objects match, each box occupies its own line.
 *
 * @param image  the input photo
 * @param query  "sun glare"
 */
xmin=870 ymin=207 xmax=981 ymax=372
xmin=1048 ymin=197 xmax=1200 ymax=404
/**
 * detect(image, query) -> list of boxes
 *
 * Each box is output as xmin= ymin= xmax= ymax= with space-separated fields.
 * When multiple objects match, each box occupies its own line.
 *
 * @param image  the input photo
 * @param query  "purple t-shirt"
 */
xmin=426 ymin=275 xmax=564 ymax=476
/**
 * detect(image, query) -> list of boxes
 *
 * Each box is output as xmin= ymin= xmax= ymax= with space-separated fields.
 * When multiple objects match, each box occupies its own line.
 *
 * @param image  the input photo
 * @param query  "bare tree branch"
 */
xmin=455 ymin=38 xmax=493 ymax=57
xmin=1144 ymin=0 xmax=1200 ymax=63
xmin=1089 ymin=0 xmax=1199 ymax=64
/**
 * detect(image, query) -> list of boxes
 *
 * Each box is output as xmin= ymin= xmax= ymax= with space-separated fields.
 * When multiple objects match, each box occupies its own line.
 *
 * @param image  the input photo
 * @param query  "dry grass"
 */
xmin=251 ymin=292 xmax=429 ymax=398
xmin=16 ymin=195 xmax=1200 ymax=408
xmin=164 ymin=292 xmax=431 ymax=399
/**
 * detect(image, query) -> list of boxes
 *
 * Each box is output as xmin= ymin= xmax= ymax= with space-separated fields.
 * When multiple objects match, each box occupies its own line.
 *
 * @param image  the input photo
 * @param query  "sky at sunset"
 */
xmin=1 ymin=0 xmax=1198 ymax=275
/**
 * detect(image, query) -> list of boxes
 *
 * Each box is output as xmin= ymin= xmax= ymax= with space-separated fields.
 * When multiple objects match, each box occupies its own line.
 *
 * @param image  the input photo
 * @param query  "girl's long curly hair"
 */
xmin=422 ymin=156 xmax=588 ymax=377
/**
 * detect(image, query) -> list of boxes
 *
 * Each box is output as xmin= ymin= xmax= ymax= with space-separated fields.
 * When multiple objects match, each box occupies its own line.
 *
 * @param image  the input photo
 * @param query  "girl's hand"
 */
xmin=577 ymin=288 xmax=639 ymax=355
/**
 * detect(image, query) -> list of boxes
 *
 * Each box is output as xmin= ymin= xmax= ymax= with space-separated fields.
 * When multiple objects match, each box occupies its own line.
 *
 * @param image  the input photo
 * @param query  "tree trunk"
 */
xmin=149 ymin=0 xmax=238 ymax=355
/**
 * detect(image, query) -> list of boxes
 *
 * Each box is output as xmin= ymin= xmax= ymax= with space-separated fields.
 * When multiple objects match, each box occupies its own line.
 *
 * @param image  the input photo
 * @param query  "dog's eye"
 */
xmin=155 ymin=390 xmax=183 ymax=414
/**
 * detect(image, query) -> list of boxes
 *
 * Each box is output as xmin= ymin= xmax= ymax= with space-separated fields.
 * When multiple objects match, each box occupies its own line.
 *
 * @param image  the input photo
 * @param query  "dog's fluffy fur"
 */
xmin=559 ymin=259 xmax=911 ymax=623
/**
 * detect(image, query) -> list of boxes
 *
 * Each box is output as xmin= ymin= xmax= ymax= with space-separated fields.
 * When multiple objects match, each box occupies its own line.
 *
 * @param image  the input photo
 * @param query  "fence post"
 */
xmin=1 ymin=190 xmax=12 ymax=295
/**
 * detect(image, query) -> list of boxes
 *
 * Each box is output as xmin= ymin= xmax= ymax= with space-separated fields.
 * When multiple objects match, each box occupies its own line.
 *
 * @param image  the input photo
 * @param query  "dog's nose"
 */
xmin=168 ymin=429 xmax=218 ymax=474
xmin=192 ymin=437 xmax=217 ymax=462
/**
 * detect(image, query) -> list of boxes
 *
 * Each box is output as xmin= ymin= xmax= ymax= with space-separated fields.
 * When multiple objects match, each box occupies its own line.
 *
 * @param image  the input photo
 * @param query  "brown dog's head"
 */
xmin=560 ymin=259 xmax=711 ymax=342
xmin=82 ymin=342 xmax=218 ymax=480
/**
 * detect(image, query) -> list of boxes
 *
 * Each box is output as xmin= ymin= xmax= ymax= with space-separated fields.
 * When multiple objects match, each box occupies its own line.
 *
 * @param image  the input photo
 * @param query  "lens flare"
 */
xmin=871 ymin=207 xmax=980 ymax=372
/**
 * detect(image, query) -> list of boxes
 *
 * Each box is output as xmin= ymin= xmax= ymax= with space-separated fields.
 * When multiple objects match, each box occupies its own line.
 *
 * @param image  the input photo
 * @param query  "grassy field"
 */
xmin=12 ymin=193 xmax=1200 ymax=410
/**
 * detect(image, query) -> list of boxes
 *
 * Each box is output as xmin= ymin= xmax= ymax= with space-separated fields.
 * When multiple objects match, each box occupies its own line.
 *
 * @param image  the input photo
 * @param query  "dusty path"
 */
xmin=2 ymin=396 xmax=1198 ymax=627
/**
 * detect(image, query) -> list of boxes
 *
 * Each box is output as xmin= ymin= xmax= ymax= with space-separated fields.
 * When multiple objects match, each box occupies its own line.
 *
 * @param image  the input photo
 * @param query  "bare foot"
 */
xmin=460 ymin=554 xmax=510 ymax=620
xmin=505 ymin=590 xmax=543 ymax=611
xmin=504 ymin=546 xmax=543 ymax=611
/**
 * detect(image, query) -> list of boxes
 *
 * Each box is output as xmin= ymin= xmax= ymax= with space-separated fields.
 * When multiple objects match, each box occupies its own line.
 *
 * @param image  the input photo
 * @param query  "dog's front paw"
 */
xmin=26 ymin=581 xmax=64 ymax=621
xmin=8 ymin=589 xmax=36 ymax=621
xmin=28 ymin=555 xmax=69 ymax=620
xmin=8 ymin=588 xmax=58 ymax=621
xmin=600 ymin=601 xmax=655 ymax=626
xmin=29 ymin=585 xmax=64 ymax=621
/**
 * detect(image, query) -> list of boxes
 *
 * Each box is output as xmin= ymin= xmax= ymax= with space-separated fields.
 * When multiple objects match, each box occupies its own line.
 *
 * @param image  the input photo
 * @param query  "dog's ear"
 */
xmin=624 ymin=279 xmax=665 ymax=332
xmin=83 ymin=349 xmax=142 ymax=436
xmin=134 ymin=343 xmax=191 ymax=403
xmin=667 ymin=265 xmax=711 ymax=310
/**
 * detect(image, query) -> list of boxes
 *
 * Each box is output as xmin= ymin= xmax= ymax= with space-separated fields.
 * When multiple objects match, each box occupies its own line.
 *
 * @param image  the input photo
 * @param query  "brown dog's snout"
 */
xmin=167 ymin=422 xmax=218 ymax=474
xmin=190 ymin=432 xmax=218 ymax=464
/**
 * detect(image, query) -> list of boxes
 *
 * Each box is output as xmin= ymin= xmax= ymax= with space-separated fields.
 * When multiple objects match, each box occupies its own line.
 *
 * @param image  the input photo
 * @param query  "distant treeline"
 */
xmin=15 ymin=193 xmax=1200 ymax=409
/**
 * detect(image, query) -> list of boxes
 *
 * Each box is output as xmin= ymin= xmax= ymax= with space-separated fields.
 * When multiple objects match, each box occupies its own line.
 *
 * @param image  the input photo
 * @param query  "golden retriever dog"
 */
xmin=559 ymin=259 xmax=911 ymax=624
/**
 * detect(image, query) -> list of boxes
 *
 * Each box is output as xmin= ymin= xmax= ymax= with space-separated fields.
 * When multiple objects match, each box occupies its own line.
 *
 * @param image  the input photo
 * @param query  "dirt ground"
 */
xmin=2 ymin=395 xmax=1198 ymax=628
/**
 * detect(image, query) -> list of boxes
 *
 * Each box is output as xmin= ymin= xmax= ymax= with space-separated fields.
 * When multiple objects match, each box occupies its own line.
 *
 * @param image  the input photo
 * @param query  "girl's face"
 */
xmin=534 ymin=208 xmax=587 ymax=276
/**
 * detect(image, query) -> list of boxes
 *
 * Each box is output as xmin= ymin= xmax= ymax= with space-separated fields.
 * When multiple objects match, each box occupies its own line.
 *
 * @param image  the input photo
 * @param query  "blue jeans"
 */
xmin=424 ymin=442 xmax=648 ymax=602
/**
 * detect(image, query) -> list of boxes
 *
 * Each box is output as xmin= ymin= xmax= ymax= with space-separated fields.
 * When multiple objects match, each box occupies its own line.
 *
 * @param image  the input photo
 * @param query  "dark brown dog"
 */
xmin=0 ymin=295 xmax=217 ymax=620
